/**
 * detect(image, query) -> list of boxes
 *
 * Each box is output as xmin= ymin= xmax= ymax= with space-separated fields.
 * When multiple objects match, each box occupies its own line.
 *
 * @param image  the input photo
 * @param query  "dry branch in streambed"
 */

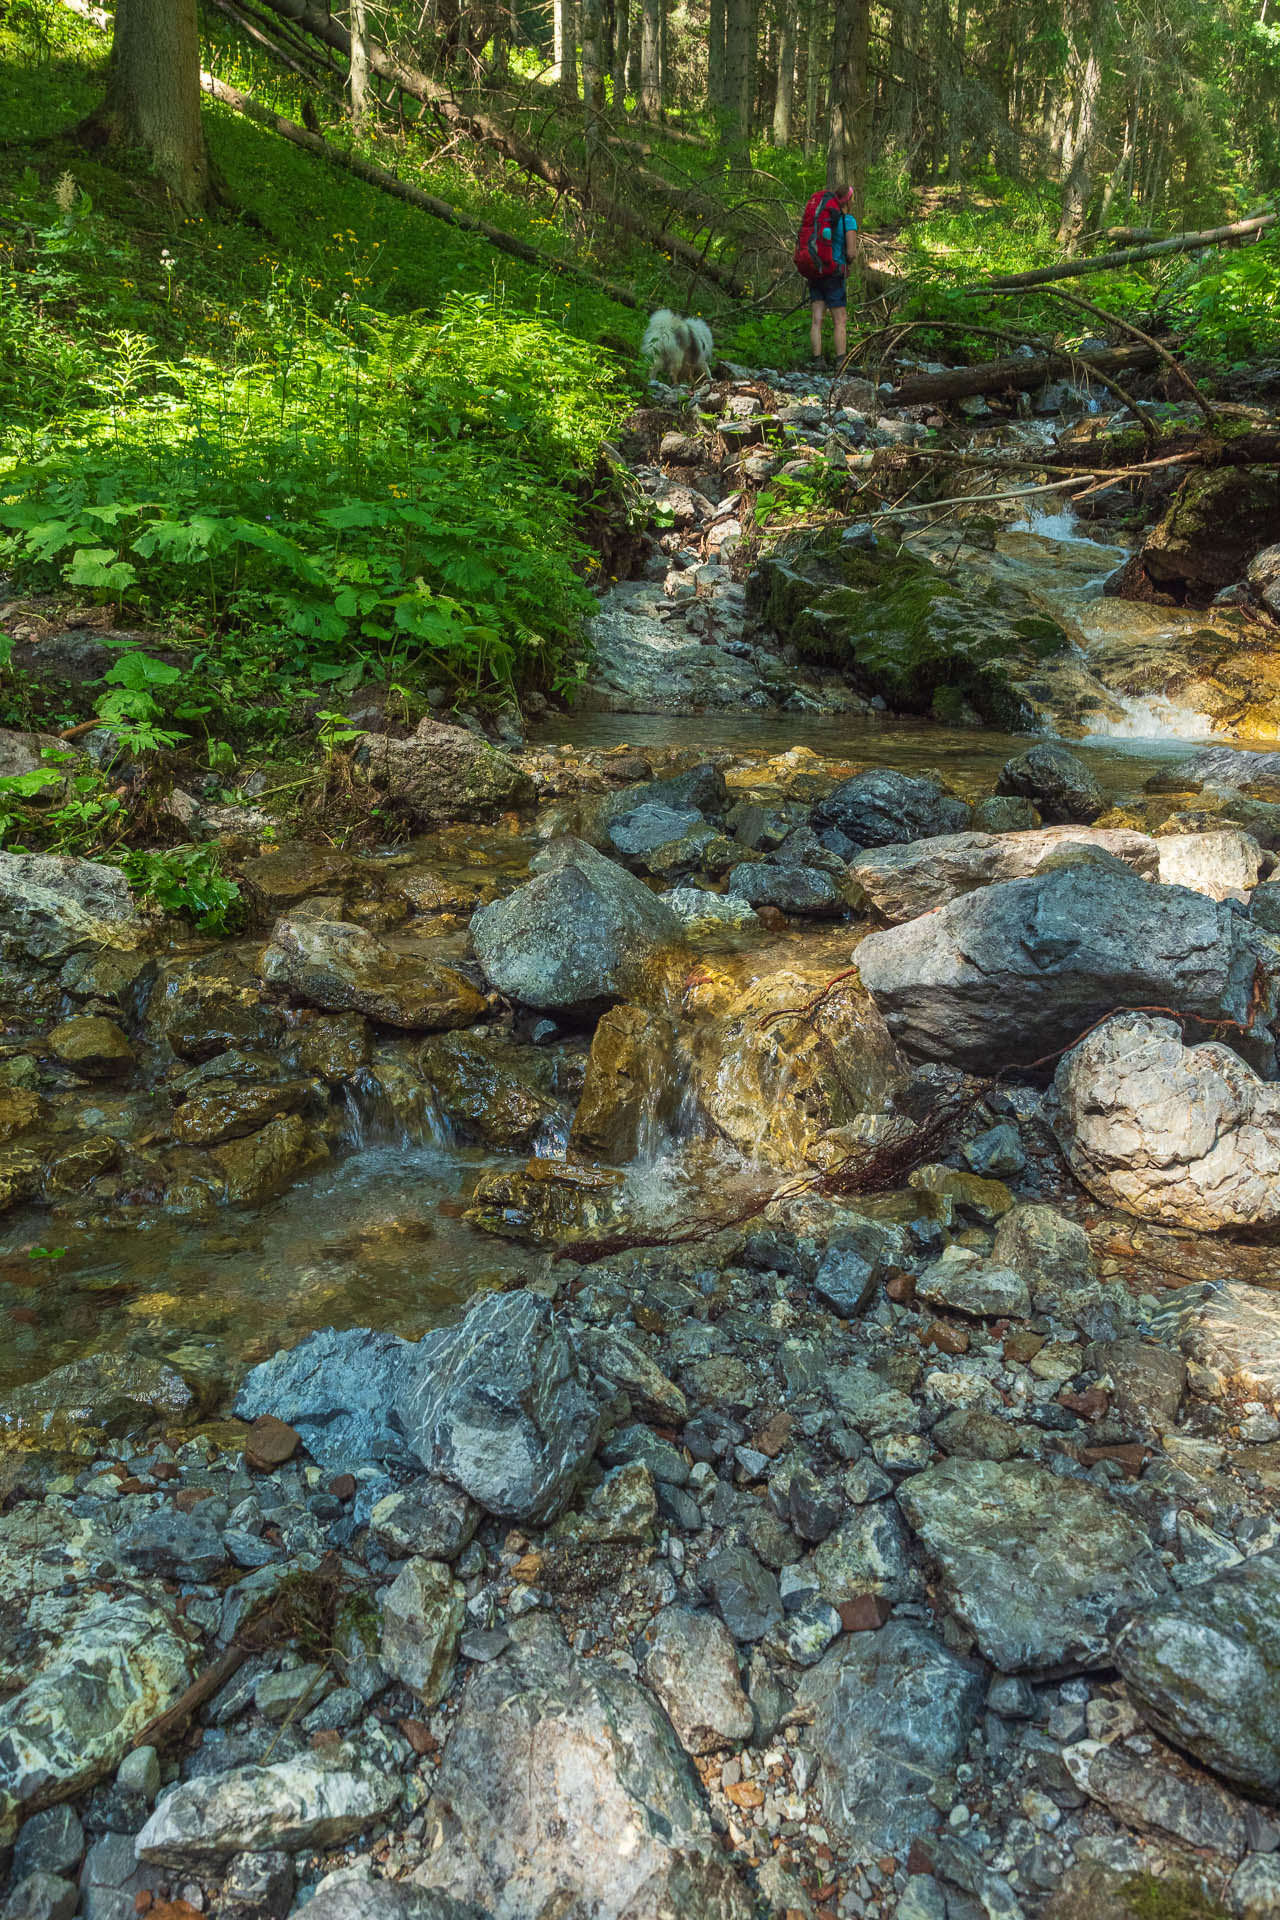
xmin=963 ymin=210 xmax=1279 ymax=293
xmin=886 ymin=342 xmax=1158 ymax=406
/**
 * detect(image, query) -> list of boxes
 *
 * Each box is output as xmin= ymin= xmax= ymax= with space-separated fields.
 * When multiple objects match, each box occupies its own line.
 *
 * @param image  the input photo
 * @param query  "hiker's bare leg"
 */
xmin=810 ymin=302 xmax=825 ymax=358
xmin=832 ymin=306 xmax=848 ymax=361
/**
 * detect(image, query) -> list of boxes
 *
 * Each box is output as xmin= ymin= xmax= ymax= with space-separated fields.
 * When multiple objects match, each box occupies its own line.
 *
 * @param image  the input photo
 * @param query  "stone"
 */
xmin=725 ymin=862 xmax=843 ymax=916
xmin=171 ymin=1079 xmax=319 ymax=1149
xmin=933 ymin=1408 xmax=1023 ymax=1461
xmin=244 ymin=1415 xmax=300 ymax=1470
xmin=1156 ymin=830 xmax=1263 ymax=900
xmin=917 ymin=1247 xmax=1030 ymax=1320
xmin=301 ymin=1881 xmax=483 ymax=1920
xmin=236 ymin=1293 xmax=603 ymax=1521
xmin=848 ymin=826 xmax=1158 ymax=924
xmin=1113 ymin=1551 xmax=1280 ymax=1795
xmin=639 ymin=1606 xmax=754 ymax=1755
xmin=0 ymin=1352 xmax=195 ymax=1450
xmin=898 ymin=1457 xmax=1168 ymax=1672
xmin=908 ymin=1163 xmax=1013 ymax=1222
xmin=964 ymin=1123 xmax=1026 ymax=1178
xmin=569 ymin=1003 xmax=678 ymax=1161
xmin=218 ymin=1850 xmax=295 ymax=1920
xmin=211 ymin=1114 xmax=328 ymax=1207
xmin=12 ymin=1806 xmax=84 ymax=1881
xmin=550 ymin=1463 xmax=657 ymax=1544
xmin=46 ymin=1016 xmax=134 ymax=1077
xmin=469 ymin=837 xmax=682 ymax=1013
xmin=1052 ymin=1012 xmax=1280 ymax=1233
xmin=118 ymin=1505 xmax=228 ymax=1583
xmin=813 ymin=768 xmax=972 ymax=846
xmin=369 ymin=1479 xmax=479 ymax=1560
xmin=797 ymin=1621 xmax=985 ymax=1857
xmin=806 ymin=1506 xmax=916 ymax=1604
xmin=997 ymin=743 xmax=1104 ymax=824
xmin=135 ymin=1754 xmax=400 ymax=1865
xmin=1130 ymin=468 xmax=1280 ymax=598
xmin=235 ymin=846 xmax=359 ymax=916
xmin=574 ymin=1326 xmax=687 ymax=1424
xmin=1180 ymin=1282 xmax=1280 ymax=1400
xmin=700 ymin=1543 xmax=784 ymax=1642
xmin=259 ymin=916 xmax=485 ymax=1031
xmin=0 ymin=1600 xmax=194 ymax=1833
xmin=1 ymin=1872 xmax=76 ymax=1920
xmin=146 ymin=951 xmax=283 ymax=1059
xmin=1232 ymin=1855 xmax=1280 ymax=1920
xmin=1065 ymin=1740 xmax=1249 ymax=1856
xmin=813 ymin=1235 xmax=884 ymax=1317
xmin=607 ymin=802 xmax=707 ymax=860
xmin=410 ymin=1613 xmax=753 ymax=1920
xmin=379 ymin=1558 xmax=465 ymax=1707
xmin=661 ymin=888 xmax=760 ymax=934
xmin=362 ymin=717 xmax=535 ymax=827
xmin=972 ymin=795 xmax=1039 ymax=833
xmin=0 ymin=852 xmax=143 ymax=969
xmin=854 ymin=863 xmax=1279 ymax=1071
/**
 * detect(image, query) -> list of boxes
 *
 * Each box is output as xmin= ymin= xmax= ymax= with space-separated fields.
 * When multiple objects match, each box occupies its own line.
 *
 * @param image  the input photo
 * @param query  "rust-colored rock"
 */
xmin=245 ymin=1414 xmax=301 ymax=1471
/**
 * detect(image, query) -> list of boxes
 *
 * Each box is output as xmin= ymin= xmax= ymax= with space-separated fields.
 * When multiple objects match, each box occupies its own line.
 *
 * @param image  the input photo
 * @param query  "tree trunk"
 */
xmin=97 ymin=0 xmax=215 ymax=211
xmin=725 ymin=0 xmax=752 ymax=144
xmin=803 ymin=0 xmax=822 ymax=155
xmin=709 ymin=0 xmax=727 ymax=111
xmin=1056 ymin=17 xmax=1106 ymax=251
xmin=639 ymin=0 xmax=661 ymax=117
xmin=612 ymin=0 xmax=629 ymax=107
xmin=826 ymin=0 xmax=867 ymax=196
xmin=553 ymin=0 xmax=578 ymax=98
xmin=488 ymin=1 xmax=510 ymax=83
xmin=581 ymin=0 xmax=604 ymax=157
xmin=889 ymin=342 xmax=1157 ymax=405
xmin=348 ymin=0 xmax=370 ymax=125
xmin=772 ymin=0 xmax=795 ymax=144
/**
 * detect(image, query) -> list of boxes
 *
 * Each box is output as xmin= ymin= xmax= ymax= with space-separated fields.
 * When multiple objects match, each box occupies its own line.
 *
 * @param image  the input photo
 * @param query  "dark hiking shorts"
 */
xmin=804 ymin=271 xmax=847 ymax=308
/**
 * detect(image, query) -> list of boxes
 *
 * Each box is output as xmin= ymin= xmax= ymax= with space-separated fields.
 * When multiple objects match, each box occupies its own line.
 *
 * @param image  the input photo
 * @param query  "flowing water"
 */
xmin=5 ymin=503 xmax=1275 ymax=1407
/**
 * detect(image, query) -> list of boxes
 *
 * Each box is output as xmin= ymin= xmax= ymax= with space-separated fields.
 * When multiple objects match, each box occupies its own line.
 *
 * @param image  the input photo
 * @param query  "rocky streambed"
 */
xmin=4 ymin=360 xmax=1280 ymax=1920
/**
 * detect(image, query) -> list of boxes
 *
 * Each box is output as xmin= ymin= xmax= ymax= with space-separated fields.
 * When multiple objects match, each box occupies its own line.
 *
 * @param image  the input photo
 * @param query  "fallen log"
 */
xmin=887 ymin=343 xmax=1158 ymax=406
xmin=965 ymin=211 xmax=1279 ymax=293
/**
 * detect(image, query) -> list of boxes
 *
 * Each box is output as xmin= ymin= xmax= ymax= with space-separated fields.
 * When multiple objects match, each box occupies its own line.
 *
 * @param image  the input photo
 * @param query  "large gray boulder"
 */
xmin=1052 ymin=1012 xmax=1280 ymax=1232
xmin=854 ymin=863 xmax=1280 ymax=1071
xmin=848 ymin=826 xmax=1159 ymax=924
xmin=996 ymin=742 xmax=1104 ymax=824
xmin=897 ymin=1457 xmax=1168 ymax=1672
xmin=0 ymin=1600 xmax=194 ymax=1834
xmin=1155 ymin=828 xmax=1262 ymax=900
xmin=1152 ymin=743 xmax=1280 ymax=799
xmin=1113 ymin=1551 xmax=1280 ymax=1794
xmin=259 ymin=916 xmax=486 ymax=1031
xmin=469 ymin=837 xmax=683 ymax=1012
xmin=135 ymin=1754 xmax=399 ymax=1865
xmin=813 ymin=768 xmax=971 ymax=847
xmin=0 ymin=852 xmax=143 ymax=968
xmin=299 ymin=1882 xmax=483 ymax=1920
xmin=410 ymin=1613 xmax=754 ymax=1920
xmin=235 ymin=1291 xmax=603 ymax=1522
xmin=362 ymin=718 xmax=535 ymax=827
xmin=796 ymin=1621 xmax=985 ymax=1858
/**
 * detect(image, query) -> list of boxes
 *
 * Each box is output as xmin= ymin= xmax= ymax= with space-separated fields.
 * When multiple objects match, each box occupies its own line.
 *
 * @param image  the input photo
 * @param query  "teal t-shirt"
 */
xmin=818 ymin=206 xmax=859 ymax=270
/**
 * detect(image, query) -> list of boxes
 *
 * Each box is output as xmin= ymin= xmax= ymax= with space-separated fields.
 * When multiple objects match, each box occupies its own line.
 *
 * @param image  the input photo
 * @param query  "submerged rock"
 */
xmin=0 ymin=1353 xmax=196 ymax=1452
xmin=1052 ymin=1012 xmax=1280 ymax=1232
xmin=362 ymin=717 xmax=535 ymax=827
xmin=0 ymin=1599 xmax=194 ymax=1835
xmin=410 ymin=1613 xmax=754 ymax=1920
xmin=855 ymin=863 xmax=1279 ymax=1071
xmin=898 ymin=1456 xmax=1168 ymax=1672
xmin=469 ymin=837 xmax=682 ymax=1013
xmin=135 ymin=1754 xmax=399 ymax=1865
xmin=797 ymin=1621 xmax=985 ymax=1857
xmin=236 ymin=1291 xmax=603 ymax=1521
xmin=260 ymin=916 xmax=486 ymax=1032
xmin=1113 ymin=1550 xmax=1280 ymax=1794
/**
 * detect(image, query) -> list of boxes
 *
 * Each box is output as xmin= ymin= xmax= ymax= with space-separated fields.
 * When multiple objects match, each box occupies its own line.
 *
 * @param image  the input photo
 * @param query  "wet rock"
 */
xmin=260 ymin=916 xmax=485 ymax=1032
xmin=236 ymin=1292 xmax=603 ymax=1521
xmin=898 ymin=1457 xmax=1168 ymax=1671
xmin=235 ymin=846 xmax=359 ymax=917
xmin=855 ymin=863 xmax=1279 ymax=1072
xmin=379 ymin=1558 xmax=465 ymax=1707
xmin=917 ymin=1246 xmax=1030 ymax=1319
xmin=362 ymin=717 xmax=535 ymax=827
xmin=369 ymin=1479 xmax=479 ymax=1560
xmin=464 ymin=1155 xmax=625 ymax=1243
xmin=639 ymin=1606 xmax=754 ymax=1755
xmin=135 ymin=1752 xmax=400 ymax=1865
xmin=1156 ymin=829 xmax=1262 ymax=900
xmin=0 ymin=1599 xmax=194 ymax=1833
xmin=1113 ymin=1551 xmax=1280 ymax=1794
xmin=218 ymin=1849 xmax=295 ymax=1920
xmin=700 ymin=1542 xmax=784 ymax=1642
xmin=470 ymin=837 xmax=682 ymax=1013
xmin=211 ymin=1113 xmax=329 ymax=1206
xmin=0 ymin=852 xmax=143 ymax=970
xmin=1064 ymin=1738 xmax=1249 ymax=1855
xmin=908 ymin=1162 xmax=1013 ymax=1223
xmin=848 ymin=826 xmax=1158 ymax=924
xmin=46 ymin=1016 xmax=134 ymax=1078
xmin=570 ymin=1003 xmax=678 ymax=1160
xmin=606 ymin=802 xmax=711 ymax=871
xmin=2 ymin=1872 xmax=77 ymax=1920
xmin=813 ymin=768 xmax=972 ymax=847
xmin=1052 ymin=1012 xmax=1280 ymax=1232
xmin=997 ymin=743 xmax=1104 ymax=824
xmin=411 ymin=1613 xmax=753 ymax=1920
xmin=0 ymin=1352 xmax=195 ymax=1451
xmin=661 ymin=888 xmax=760 ymax=934
xmin=416 ymin=1030 xmax=563 ymax=1151
xmin=1127 ymin=468 xmax=1280 ymax=600
xmin=171 ymin=1077 xmax=320 ymax=1148
xmin=797 ymin=1621 xmax=985 ymax=1857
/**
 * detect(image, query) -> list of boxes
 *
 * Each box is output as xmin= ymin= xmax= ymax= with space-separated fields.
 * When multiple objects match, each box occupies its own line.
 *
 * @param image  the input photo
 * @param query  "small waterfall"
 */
xmin=343 ymin=1067 xmax=455 ymax=1149
xmin=1083 ymin=692 xmax=1215 ymax=743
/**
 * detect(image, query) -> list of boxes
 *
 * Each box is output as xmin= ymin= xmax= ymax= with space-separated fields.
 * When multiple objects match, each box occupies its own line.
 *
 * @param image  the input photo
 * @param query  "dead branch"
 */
xmin=964 ymin=210 xmax=1279 ymax=293
xmin=887 ymin=343 xmax=1159 ymax=406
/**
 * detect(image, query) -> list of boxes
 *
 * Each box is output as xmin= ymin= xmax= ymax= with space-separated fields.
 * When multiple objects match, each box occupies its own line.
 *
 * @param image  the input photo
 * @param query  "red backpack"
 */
xmin=794 ymin=189 xmax=843 ymax=278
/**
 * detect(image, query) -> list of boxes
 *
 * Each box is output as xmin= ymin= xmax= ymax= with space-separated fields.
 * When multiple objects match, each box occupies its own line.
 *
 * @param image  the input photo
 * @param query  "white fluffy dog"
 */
xmin=642 ymin=308 xmax=714 ymax=386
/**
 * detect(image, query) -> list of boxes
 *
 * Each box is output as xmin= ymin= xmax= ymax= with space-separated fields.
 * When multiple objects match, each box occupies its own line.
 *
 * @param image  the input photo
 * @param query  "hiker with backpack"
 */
xmin=794 ymin=184 xmax=859 ymax=368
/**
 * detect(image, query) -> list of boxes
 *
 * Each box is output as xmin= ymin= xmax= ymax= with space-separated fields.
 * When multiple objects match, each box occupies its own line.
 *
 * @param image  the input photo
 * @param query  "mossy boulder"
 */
xmin=747 ymin=538 xmax=1067 ymax=729
xmin=1114 ymin=467 xmax=1280 ymax=604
